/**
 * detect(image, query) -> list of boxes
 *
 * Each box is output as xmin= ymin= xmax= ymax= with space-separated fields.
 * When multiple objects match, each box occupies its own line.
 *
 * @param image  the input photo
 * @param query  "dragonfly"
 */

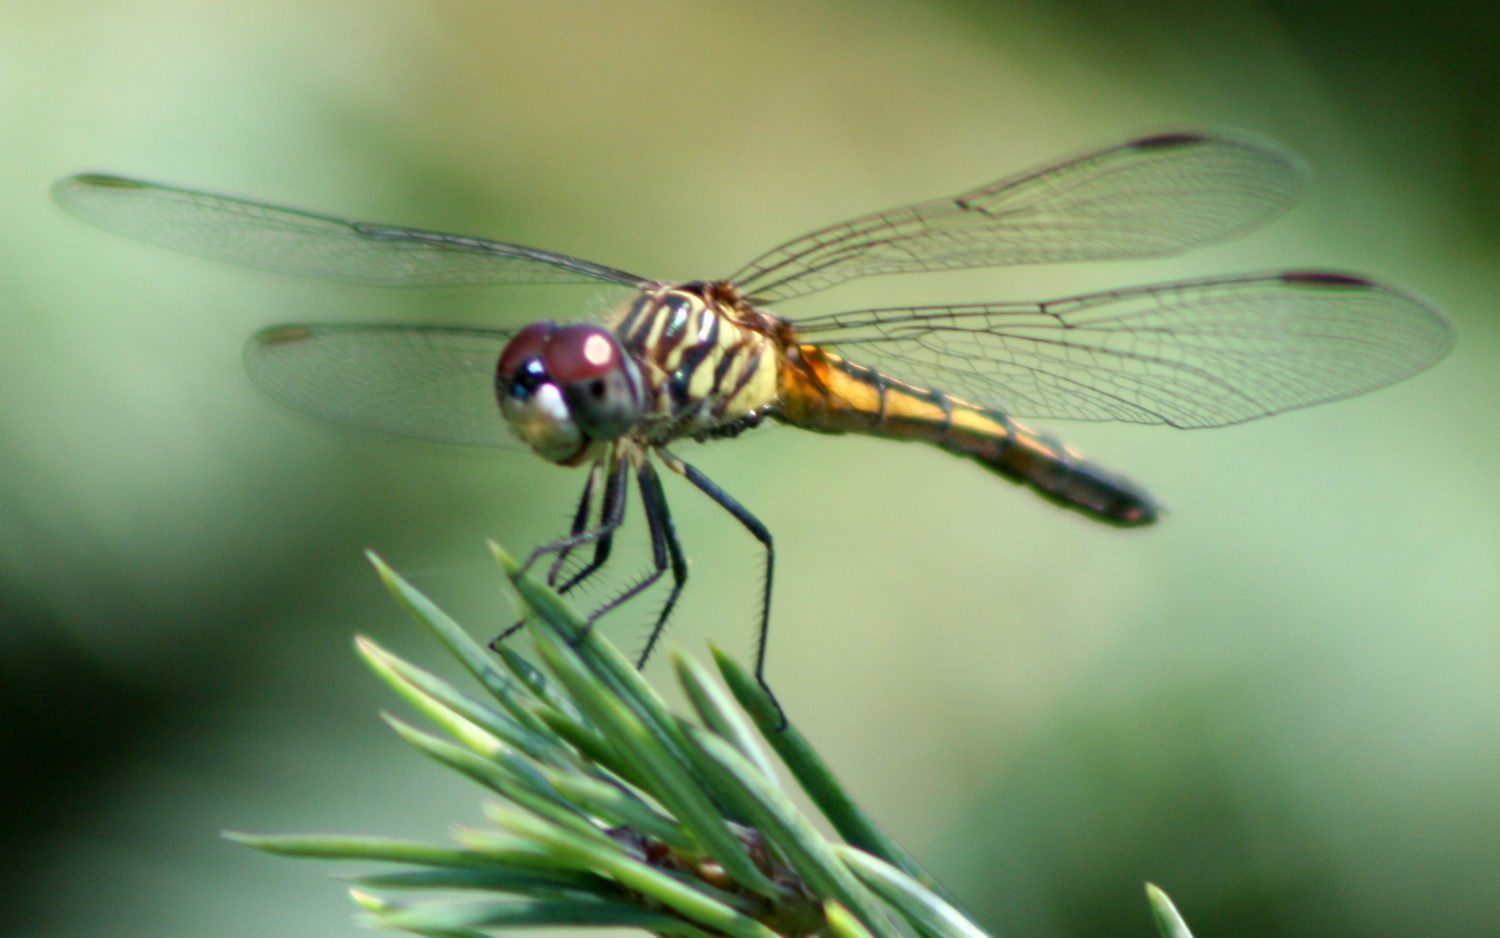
xmin=54 ymin=132 xmax=1452 ymax=718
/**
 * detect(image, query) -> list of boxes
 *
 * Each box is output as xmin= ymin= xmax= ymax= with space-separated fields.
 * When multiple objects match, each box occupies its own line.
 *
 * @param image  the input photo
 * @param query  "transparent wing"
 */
xmin=730 ymin=133 xmax=1305 ymax=302
xmin=245 ymin=323 xmax=518 ymax=446
xmin=53 ymin=174 xmax=645 ymax=288
xmin=793 ymin=272 xmax=1452 ymax=428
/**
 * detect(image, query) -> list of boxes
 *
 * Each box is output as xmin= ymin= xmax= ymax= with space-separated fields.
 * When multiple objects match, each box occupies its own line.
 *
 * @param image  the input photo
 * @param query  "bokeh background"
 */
xmin=3 ymin=3 xmax=1496 ymax=936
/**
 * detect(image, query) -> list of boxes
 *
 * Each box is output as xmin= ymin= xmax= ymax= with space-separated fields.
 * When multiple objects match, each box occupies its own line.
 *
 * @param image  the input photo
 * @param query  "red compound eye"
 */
xmin=495 ymin=322 xmax=640 ymax=444
xmin=542 ymin=324 xmax=624 ymax=384
xmin=495 ymin=321 xmax=558 ymax=384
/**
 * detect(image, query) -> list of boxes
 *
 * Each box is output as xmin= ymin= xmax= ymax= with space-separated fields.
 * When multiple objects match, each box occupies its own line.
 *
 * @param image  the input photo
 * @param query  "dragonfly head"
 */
xmin=496 ymin=322 xmax=644 ymax=465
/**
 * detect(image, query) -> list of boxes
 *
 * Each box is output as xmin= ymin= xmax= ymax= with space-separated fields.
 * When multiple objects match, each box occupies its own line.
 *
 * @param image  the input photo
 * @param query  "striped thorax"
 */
xmin=609 ymin=281 xmax=785 ymax=445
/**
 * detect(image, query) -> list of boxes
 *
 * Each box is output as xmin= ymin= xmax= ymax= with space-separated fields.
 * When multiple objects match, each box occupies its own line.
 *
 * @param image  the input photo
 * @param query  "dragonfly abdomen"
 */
xmin=984 ymin=423 xmax=1157 ymax=526
xmin=777 ymin=345 xmax=1157 ymax=526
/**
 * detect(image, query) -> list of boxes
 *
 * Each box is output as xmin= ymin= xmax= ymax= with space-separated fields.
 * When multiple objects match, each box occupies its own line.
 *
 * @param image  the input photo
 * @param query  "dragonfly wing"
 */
xmin=53 ymin=174 xmax=645 ymax=288
xmin=245 ymin=323 xmax=517 ymax=446
xmin=731 ymin=133 xmax=1304 ymax=302
xmin=793 ymin=272 xmax=1452 ymax=428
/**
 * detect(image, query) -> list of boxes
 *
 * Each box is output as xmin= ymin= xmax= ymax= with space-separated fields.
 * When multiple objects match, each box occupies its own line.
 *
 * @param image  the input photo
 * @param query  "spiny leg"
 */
xmin=553 ymin=460 xmax=627 ymax=595
xmin=660 ymin=447 xmax=783 ymax=728
xmin=634 ymin=460 xmax=688 ymax=670
xmin=519 ymin=458 xmax=631 ymax=577
xmin=571 ymin=461 xmax=675 ymax=643
xmin=546 ymin=460 xmax=601 ymax=587
xmin=491 ymin=460 xmax=627 ymax=652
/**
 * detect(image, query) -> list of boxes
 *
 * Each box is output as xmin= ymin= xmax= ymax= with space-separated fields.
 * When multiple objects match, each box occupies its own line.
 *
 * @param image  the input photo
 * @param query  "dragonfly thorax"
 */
xmin=495 ymin=322 xmax=645 ymax=465
xmin=609 ymin=281 xmax=785 ymax=446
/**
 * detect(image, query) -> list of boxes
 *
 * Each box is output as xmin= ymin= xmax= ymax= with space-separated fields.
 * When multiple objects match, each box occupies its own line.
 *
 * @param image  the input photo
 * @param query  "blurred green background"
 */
xmin=3 ymin=3 xmax=1496 ymax=936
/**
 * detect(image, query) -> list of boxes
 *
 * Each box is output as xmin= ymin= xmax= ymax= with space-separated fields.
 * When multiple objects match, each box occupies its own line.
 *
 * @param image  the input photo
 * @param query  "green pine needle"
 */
xmin=1146 ymin=883 xmax=1197 ymax=938
xmin=228 ymin=547 xmax=1193 ymax=937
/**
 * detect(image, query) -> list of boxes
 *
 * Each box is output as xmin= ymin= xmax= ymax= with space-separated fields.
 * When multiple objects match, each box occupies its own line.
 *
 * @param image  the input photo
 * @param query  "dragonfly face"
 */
xmin=495 ymin=322 xmax=644 ymax=465
xmin=53 ymin=132 xmax=1453 ymax=721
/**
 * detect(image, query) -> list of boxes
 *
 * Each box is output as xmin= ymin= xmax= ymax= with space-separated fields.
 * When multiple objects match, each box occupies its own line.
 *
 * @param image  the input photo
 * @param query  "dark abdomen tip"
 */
xmin=1106 ymin=492 xmax=1159 ymax=527
xmin=1062 ymin=464 xmax=1159 ymax=527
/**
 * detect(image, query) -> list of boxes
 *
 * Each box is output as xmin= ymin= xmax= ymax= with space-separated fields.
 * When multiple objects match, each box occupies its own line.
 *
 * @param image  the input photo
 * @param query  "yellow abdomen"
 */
xmin=775 ymin=344 xmax=1156 ymax=526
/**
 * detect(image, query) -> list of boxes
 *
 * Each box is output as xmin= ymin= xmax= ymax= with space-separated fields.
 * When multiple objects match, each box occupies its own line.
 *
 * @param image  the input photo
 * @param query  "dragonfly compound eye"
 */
xmin=545 ymin=324 xmax=643 ymax=442
xmin=495 ymin=322 xmax=586 ymax=464
xmin=495 ymin=322 xmax=557 ymax=391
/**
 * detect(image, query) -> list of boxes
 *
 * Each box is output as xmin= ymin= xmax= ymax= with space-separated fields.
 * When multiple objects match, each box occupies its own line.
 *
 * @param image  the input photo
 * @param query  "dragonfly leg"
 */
xmin=491 ymin=463 xmax=601 ymax=651
xmin=491 ymin=460 xmax=628 ymax=653
xmin=569 ymin=459 xmax=684 ymax=643
xmin=546 ymin=461 xmax=600 ymax=587
xmin=633 ymin=460 xmax=688 ymax=670
xmin=553 ymin=462 xmax=626 ymax=595
xmin=519 ymin=459 xmax=631 ymax=576
xmin=660 ymin=448 xmax=784 ymax=729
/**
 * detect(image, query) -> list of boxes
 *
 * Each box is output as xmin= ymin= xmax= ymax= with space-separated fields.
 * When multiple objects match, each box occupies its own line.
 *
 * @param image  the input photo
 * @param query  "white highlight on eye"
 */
xmin=502 ymin=381 xmax=583 ymax=464
xmin=582 ymin=333 xmax=614 ymax=366
xmin=533 ymin=384 xmax=572 ymax=423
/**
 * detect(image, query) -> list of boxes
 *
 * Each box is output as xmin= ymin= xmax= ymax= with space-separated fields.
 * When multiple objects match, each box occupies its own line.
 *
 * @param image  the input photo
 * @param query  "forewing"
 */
xmin=245 ymin=323 xmax=517 ymax=446
xmin=53 ymin=174 xmax=645 ymax=288
xmin=731 ymin=133 xmax=1304 ymax=301
xmin=793 ymin=272 xmax=1452 ymax=428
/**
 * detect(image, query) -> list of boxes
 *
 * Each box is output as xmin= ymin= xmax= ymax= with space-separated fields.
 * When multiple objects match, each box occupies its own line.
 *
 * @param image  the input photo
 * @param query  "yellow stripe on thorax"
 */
xmin=612 ymin=287 xmax=783 ymax=432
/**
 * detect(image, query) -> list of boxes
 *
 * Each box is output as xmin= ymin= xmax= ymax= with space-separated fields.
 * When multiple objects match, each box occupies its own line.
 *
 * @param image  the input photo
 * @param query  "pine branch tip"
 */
xmin=487 ymin=539 xmax=521 ymax=576
xmin=364 ymin=549 xmax=392 ymax=576
xmin=1146 ymin=882 xmax=1195 ymax=938
xmin=347 ymin=888 xmax=387 ymax=912
xmin=222 ymin=830 xmax=304 ymax=856
xmin=239 ymin=550 xmax=993 ymax=937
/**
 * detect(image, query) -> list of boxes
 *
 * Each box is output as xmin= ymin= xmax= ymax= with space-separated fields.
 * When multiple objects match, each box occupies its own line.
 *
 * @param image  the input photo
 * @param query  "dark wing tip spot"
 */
xmin=255 ymin=325 xmax=317 ymax=346
xmin=1130 ymin=132 xmax=1209 ymax=151
xmin=1280 ymin=271 xmax=1374 ymax=289
xmin=66 ymin=173 xmax=145 ymax=190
